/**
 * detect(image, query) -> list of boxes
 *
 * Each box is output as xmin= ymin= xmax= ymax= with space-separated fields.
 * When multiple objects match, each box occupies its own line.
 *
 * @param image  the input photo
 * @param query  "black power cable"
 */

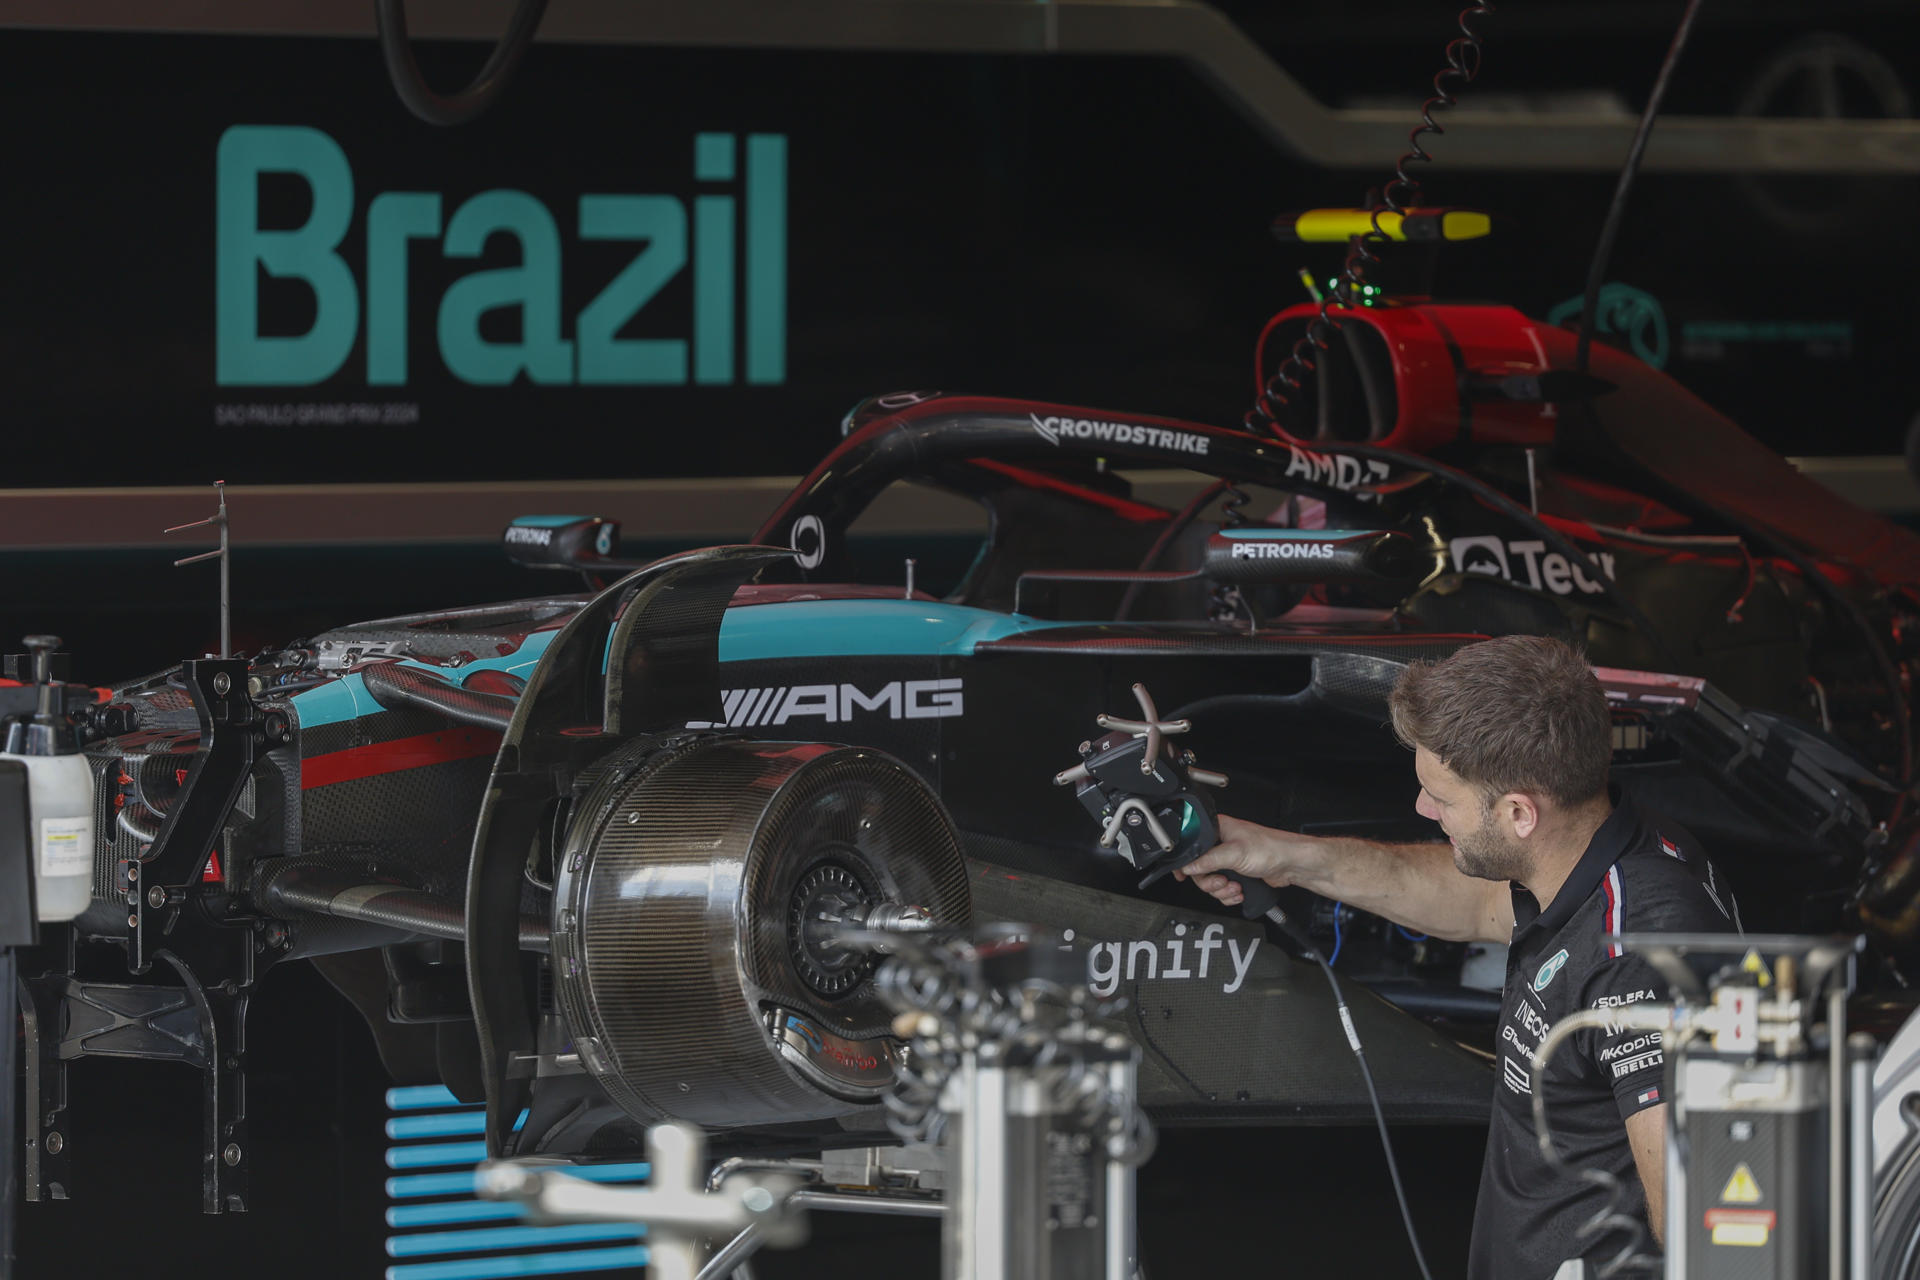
xmin=1263 ymin=905 xmax=1436 ymax=1280
xmin=375 ymin=0 xmax=550 ymax=127
xmin=1573 ymin=0 xmax=1707 ymax=374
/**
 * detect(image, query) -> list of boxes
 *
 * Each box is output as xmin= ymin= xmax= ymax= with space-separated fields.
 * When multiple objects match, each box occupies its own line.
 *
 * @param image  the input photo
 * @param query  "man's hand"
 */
xmin=1171 ymin=815 xmax=1514 ymax=943
xmin=1173 ymin=814 xmax=1307 ymax=908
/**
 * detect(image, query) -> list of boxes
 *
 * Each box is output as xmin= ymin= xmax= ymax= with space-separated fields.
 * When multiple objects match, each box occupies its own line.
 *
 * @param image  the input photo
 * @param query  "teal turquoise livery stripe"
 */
xmin=291 ymin=601 xmax=1083 ymax=730
xmin=506 ymin=515 xmax=594 ymax=528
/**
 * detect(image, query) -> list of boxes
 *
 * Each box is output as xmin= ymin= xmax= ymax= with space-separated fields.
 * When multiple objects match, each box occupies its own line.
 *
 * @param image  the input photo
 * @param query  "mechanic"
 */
xmin=1176 ymin=635 xmax=1740 ymax=1280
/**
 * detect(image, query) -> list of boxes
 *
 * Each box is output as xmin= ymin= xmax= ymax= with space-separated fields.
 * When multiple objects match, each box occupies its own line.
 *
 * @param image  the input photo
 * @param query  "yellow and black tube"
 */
xmin=1271 ymin=208 xmax=1492 ymax=243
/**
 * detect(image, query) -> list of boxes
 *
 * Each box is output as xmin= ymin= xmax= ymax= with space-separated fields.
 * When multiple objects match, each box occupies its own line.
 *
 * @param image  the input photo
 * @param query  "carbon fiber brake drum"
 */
xmin=549 ymin=737 xmax=969 ymax=1130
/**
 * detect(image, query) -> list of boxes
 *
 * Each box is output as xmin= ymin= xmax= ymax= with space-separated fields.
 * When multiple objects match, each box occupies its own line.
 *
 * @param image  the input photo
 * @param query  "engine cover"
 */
xmin=550 ymin=736 xmax=969 ymax=1130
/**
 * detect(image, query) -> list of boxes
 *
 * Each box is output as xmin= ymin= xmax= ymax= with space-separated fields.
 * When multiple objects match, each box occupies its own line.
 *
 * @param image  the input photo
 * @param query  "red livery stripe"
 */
xmin=301 ymin=728 xmax=502 ymax=789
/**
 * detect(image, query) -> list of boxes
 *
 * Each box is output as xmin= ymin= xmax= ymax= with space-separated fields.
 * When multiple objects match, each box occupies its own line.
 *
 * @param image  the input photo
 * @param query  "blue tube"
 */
xmin=386 ymin=1244 xmax=650 ymax=1280
xmin=388 ymin=1201 xmax=527 ymax=1228
xmin=387 ymin=1086 xmax=470 ymax=1112
xmin=388 ymin=1224 xmax=644 ymax=1258
xmin=386 ymin=1112 xmax=490 ymax=1140
xmin=1329 ymin=903 xmax=1345 ymax=966
xmin=387 ymin=1141 xmax=490 ymax=1170
xmin=386 ymin=1162 xmax=652 ymax=1200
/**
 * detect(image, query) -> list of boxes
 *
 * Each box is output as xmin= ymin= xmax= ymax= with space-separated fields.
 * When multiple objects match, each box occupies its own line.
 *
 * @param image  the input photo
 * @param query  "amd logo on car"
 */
xmin=686 ymin=679 xmax=964 ymax=728
xmin=1230 ymin=540 xmax=1335 ymax=560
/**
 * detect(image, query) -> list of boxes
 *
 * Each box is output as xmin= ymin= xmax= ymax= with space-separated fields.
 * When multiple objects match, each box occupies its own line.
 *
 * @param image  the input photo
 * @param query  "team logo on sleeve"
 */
xmin=1533 ymin=948 xmax=1570 ymax=992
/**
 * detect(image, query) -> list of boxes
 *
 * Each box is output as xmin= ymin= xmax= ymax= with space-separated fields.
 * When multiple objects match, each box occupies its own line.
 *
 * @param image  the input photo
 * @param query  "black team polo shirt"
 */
xmin=1469 ymin=793 xmax=1741 ymax=1280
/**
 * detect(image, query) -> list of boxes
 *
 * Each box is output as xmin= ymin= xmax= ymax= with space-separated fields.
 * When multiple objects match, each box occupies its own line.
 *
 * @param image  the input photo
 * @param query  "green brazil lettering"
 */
xmin=215 ymin=125 xmax=786 ymax=388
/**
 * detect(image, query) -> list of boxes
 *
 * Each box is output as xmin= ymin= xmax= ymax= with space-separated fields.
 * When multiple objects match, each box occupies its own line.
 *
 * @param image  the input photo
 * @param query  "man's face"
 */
xmin=1412 ymin=746 xmax=1529 ymax=882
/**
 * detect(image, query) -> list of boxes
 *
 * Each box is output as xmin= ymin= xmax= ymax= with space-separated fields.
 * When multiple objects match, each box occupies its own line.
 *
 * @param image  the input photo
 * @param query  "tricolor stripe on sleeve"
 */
xmin=1603 ymin=865 xmax=1624 ymax=958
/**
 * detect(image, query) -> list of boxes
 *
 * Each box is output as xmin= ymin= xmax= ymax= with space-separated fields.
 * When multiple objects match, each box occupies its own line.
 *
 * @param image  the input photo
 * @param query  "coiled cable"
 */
xmin=1248 ymin=1 xmax=1496 ymax=434
xmin=1530 ymin=1005 xmax=1677 ymax=1277
xmin=871 ymin=932 xmax=1155 ymax=1165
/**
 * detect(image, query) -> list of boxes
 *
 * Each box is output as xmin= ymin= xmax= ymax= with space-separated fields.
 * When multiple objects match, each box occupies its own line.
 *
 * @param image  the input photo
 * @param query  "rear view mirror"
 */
xmin=502 ymin=515 xmax=621 ymax=571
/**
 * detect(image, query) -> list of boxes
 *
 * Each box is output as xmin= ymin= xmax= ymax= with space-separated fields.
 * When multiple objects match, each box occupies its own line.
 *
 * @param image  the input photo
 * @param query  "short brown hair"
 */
xmin=1387 ymin=636 xmax=1611 ymax=807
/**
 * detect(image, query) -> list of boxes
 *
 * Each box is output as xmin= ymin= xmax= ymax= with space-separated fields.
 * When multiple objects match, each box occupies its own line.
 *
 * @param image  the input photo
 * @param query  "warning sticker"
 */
xmin=1720 ymin=1163 xmax=1764 ymax=1205
xmin=1740 ymin=950 xmax=1773 ymax=988
xmin=38 ymin=816 xmax=92 ymax=877
xmin=1705 ymin=1208 xmax=1775 ymax=1247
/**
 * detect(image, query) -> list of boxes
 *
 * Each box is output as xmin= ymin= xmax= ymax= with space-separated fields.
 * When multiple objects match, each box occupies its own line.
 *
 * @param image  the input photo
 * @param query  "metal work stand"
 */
xmin=3 ymin=758 xmax=37 ymax=1276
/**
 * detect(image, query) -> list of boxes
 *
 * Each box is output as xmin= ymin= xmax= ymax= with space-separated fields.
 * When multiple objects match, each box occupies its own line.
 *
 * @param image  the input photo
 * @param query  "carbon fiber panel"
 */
xmin=553 ymin=739 xmax=969 ymax=1131
xmin=965 ymin=856 xmax=1492 ymax=1125
xmin=82 ymin=748 xmax=256 ymax=925
xmin=294 ymin=752 xmax=496 ymax=898
xmin=309 ymin=598 xmax=587 ymax=665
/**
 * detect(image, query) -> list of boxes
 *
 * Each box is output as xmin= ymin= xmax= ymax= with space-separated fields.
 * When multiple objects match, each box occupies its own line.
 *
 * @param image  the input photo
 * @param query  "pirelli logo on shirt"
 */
xmin=1611 ymin=1050 xmax=1663 ymax=1079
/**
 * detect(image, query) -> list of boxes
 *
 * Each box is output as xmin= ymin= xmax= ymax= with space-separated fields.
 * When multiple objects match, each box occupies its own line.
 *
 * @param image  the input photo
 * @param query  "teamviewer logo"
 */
xmin=1449 ymin=536 xmax=1510 ymax=579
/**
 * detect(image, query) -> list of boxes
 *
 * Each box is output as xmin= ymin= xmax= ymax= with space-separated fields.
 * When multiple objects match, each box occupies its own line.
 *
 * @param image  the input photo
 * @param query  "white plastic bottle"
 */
xmin=1 ymin=636 xmax=95 ymax=922
xmin=11 ymin=753 xmax=95 ymax=922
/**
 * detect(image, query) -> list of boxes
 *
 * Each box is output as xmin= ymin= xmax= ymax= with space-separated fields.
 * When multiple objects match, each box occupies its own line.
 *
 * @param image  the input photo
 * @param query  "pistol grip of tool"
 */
xmin=1229 ymin=872 xmax=1278 ymax=919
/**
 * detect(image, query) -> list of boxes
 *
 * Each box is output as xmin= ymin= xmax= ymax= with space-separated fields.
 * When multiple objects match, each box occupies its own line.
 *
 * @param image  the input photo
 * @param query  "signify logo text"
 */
xmin=215 ymin=125 xmax=786 ymax=388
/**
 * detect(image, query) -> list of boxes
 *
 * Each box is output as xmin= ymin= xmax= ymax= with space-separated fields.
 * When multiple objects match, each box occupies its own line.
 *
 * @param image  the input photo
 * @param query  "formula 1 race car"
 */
xmin=10 ymin=276 xmax=1920 ymax=1215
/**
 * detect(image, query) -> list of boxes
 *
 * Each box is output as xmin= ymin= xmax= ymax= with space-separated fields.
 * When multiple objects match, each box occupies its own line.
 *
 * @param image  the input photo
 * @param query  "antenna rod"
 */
xmin=165 ymin=481 xmax=232 ymax=659
xmin=218 ymin=482 xmax=230 ymax=659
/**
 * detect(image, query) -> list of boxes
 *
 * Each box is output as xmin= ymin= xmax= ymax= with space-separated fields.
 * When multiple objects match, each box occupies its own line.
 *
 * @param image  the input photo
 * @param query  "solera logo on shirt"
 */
xmin=1533 ymin=948 xmax=1569 ymax=992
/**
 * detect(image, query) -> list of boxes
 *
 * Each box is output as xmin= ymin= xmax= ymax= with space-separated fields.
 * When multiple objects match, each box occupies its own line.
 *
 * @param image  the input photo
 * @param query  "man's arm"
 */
xmin=1625 ymin=1105 xmax=1666 ymax=1245
xmin=1174 ymin=815 xmax=1515 ymax=943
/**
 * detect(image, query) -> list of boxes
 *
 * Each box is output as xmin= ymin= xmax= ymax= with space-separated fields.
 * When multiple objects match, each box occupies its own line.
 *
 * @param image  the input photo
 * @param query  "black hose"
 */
xmin=1573 ymin=0 xmax=1706 ymax=374
xmin=375 ymin=0 xmax=549 ymax=127
xmin=1263 ymin=907 xmax=1435 ymax=1280
xmin=262 ymin=864 xmax=549 ymax=952
xmin=1114 ymin=479 xmax=1232 ymax=621
xmin=359 ymin=661 xmax=518 ymax=732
